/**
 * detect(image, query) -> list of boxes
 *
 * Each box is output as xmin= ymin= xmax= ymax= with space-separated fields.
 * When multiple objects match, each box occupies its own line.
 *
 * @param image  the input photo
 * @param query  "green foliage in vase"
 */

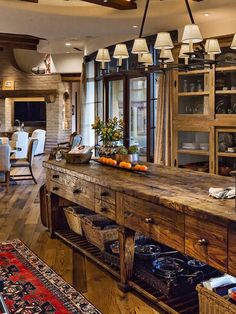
xmin=92 ymin=116 xmax=124 ymax=145
xmin=128 ymin=145 xmax=139 ymax=154
xmin=117 ymin=146 xmax=128 ymax=155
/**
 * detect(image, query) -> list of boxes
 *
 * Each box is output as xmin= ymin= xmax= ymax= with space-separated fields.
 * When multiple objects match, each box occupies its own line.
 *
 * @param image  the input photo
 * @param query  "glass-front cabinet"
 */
xmin=175 ymin=129 xmax=211 ymax=173
xmin=176 ymin=70 xmax=211 ymax=116
xmin=216 ymin=128 xmax=236 ymax=175
xmin=215 ymin=67 xmax=236 ymax=115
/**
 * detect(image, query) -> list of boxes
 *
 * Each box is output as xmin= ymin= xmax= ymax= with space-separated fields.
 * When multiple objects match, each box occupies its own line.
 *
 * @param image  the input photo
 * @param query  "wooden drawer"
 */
xmin=48 ymin=179 xmax=95 ymax=211
xmin=95 ymin=198 xmax=116 ymax=220
xmin=95 ymin=185 xmax=116 ymax=205
xmin=122 ymin=195 xmax=185 ymax=252
xmin=185 ymin=215 xmax=227 ymax=272
xmin=48 ymin=169 xmax=78 ymax=187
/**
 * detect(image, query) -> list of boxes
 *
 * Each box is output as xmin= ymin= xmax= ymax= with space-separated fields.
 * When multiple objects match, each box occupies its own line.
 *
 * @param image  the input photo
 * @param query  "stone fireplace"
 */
xmin=0 ymin=48 xmax=72 ymax=150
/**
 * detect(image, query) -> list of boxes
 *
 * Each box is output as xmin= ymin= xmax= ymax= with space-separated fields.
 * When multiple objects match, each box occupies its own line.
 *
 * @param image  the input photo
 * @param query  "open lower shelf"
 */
xmin=129 ymin=279 xmax=199 ymax=314
xmin=54 ymin=229 xmax=120 ymax=279
xmin=54 ymin=229 xmax=199 ymax=314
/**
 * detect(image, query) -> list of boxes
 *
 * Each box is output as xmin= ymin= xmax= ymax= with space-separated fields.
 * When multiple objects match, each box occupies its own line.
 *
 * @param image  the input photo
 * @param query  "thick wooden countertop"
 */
xmin=43 ymin=159 xmax=236 ymax=223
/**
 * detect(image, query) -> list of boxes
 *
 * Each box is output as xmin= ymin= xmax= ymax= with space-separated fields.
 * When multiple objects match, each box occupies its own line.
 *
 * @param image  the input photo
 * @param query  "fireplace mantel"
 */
xmin=0 ymin=89 xmax=57 ymax=103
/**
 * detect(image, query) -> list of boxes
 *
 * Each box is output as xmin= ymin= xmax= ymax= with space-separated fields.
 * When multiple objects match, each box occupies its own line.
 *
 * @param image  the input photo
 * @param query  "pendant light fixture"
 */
xmin=113 ymin=44 xmax=129 ymax=66
xmin=231 ymin=34 xmax=236 ymax=49
xmin=95 ymin=48 xmax=111 ymax=69
xmin=139 ymin=52 xmax=153 ymax=70
xmin=181 ymin=24 xmax=203 ymax=53
xmin=205 ymin=39 xmax=221 ymax=60
xmin=179 ymin=44 xmax=190 ymax=64
xmin=95 ymin=0 xmax=236 ymax=74
xmin=131 ymin=0 xmax=150 ymax=57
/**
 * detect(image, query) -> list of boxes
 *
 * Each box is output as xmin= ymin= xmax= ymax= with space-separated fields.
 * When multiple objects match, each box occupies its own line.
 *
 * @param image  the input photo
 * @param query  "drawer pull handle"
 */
xmin=101 ymin=207 xmax=108 ymax=212
xmin=197 ymin=239 xmax=208 ymax=246
xmin=101 ymin=191 xmax=109 ymax=197
xmin=74 ymin=188 xmax=82 ymax=194
xmin=52 ymin=175 xmax=59 ymax=179
xmin=53 ymin=187 xmax=59 ymax=191
xmin=145 ymin=218 xmax=153 ymax=224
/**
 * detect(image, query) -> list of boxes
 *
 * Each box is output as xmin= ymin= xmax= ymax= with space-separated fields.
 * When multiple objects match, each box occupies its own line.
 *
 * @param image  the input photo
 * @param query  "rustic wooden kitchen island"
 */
xmin=43 ymin=159 xmax=236 ymax=314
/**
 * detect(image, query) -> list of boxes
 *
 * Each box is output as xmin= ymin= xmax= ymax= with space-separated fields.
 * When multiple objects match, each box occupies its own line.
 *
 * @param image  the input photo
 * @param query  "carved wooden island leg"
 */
xmin=118 ymin=226 xmax=136 ymax=292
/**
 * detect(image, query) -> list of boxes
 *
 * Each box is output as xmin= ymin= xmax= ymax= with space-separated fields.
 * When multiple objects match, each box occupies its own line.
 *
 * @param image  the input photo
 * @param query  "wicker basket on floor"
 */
xmin=81 ymin=214 xmax=119 ymax=251
xmin=63 ymin=206 xmax=95 ymax=236
xmin=197 ymin=284 xmax=236 ymax=314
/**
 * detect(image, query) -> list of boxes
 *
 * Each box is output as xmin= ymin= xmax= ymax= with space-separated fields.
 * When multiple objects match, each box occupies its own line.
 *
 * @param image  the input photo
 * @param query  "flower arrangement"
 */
xmin=92 ymin=116 xmax=124 ymax=146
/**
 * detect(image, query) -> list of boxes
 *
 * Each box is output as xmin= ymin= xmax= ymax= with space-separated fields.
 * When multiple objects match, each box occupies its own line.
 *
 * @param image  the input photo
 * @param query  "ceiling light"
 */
xmin=113 ymin=44 xmax=129 ymax=66
xmin=159 ymin=49 xmax=174 ymax=63
xmin=182 ymin=24 xmax=203 ymax=52
xmin=96 ymin=48 xmax=111 ymax=69
xmin=139 ymin=53 xmax=153 ymax=70
xmin=154 ymin=32 xmax=174 ymax=50
xmin=179 ymin=44 xmax=189 ymax=64
xmin=231 ymin=34 xmax=236 ymax=49
xmin=131 ymin=38 xmax=149 ymax=54
xmin=205 ymin=39 xmax=221 ymax=55
xmin=204 ymin=13 xmax=209 ymax=17
xmin=65 ymin=42 xmax=71 ymax=46
xmin=132 ymin=25 xmax=138 ymax=28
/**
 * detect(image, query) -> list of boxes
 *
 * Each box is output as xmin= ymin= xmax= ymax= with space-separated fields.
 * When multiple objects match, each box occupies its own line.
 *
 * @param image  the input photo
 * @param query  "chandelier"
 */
xmin=95 ymin=0 xmax=236 ymax=71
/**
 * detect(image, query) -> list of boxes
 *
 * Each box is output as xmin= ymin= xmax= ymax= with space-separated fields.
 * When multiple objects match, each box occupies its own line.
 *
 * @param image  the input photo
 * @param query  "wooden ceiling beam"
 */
xmin=0 ymin=33 xmax=41 ymax=50
xmin=81 ymin=0 xmax=137 ymax=10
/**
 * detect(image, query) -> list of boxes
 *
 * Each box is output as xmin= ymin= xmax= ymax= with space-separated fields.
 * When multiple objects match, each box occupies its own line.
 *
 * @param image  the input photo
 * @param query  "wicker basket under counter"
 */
xmin=197 ymin=284 xmax=236 ymax=314
xmin=81 ymin=214 xmax=119 ymax=251
xmin=63 ymin=206 xmax=95 ymax=236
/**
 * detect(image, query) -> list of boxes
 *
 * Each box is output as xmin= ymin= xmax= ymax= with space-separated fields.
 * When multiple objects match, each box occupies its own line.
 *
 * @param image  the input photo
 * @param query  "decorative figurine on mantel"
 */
xmin=92 ymin=116 xmax=124 ymax=157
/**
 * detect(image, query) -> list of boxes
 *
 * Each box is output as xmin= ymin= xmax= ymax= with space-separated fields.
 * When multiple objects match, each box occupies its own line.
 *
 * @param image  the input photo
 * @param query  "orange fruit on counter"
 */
xmin=119 ymin=161 xmax=127 ymax=168
xmin=124 ymin=162 xmax=132 ymax=169
xmin=134 ymin=164 xmax=141 ymax=171
xmin=106 ymin=158 xmax=113 ymax=165
xmin=139 ymin=165 xmax=148 ymax=172
xmin=111 ymin=159 xmax=117 ymax=166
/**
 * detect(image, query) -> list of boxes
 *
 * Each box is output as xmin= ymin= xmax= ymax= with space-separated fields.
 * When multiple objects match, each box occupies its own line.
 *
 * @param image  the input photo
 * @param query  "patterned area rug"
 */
xmin=0 ymin=239 xmax=101 ymax=314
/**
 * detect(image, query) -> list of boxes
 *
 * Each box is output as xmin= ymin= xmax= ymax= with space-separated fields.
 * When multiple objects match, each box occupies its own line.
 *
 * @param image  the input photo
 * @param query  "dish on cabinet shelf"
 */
xmin=182 ymin=143 xmax=200 ymax=150
xmin=200 ymin=143 xmax=209 ymax=151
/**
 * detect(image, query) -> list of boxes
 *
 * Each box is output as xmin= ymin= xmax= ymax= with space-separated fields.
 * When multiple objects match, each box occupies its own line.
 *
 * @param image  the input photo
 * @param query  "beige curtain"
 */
xmin=154 ymin=71 xmax=172 ymax=166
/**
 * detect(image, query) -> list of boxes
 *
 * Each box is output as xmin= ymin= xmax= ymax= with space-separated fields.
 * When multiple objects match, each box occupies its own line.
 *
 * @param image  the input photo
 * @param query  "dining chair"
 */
xmin=0 ymin=144 xmax=11 ymax=192
xmin=10 ymin=139 xmax=38 ymax=184
xmin=57 ymin=132 xmax=82 ymax=152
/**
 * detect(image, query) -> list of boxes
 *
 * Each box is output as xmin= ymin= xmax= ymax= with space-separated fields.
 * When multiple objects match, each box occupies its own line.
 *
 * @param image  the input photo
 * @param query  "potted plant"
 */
xmin=115 ymin=145 xmax=139 ymax=163
xmin=92 ymin=116 xmax=124 ymax=156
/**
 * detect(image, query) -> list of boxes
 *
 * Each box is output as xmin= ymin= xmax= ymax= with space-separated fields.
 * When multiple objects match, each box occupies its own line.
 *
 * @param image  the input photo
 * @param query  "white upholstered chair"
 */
xmin=0 ymin=144 xmax=11 ymax=192
xmin=10 ymin=131 xmax=29 ymax=158
xmin=29 ymin=129 xmax=46 ymax=155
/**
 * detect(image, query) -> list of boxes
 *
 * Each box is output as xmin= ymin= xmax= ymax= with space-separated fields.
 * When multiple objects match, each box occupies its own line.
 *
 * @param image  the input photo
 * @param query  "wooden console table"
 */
xmin=43 ymin=159 xmax=236 ymax=313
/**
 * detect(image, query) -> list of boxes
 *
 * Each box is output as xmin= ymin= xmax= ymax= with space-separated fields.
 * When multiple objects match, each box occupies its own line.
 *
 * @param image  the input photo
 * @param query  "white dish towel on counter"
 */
xmin=209 ymin=187 xmax=235 ymax=199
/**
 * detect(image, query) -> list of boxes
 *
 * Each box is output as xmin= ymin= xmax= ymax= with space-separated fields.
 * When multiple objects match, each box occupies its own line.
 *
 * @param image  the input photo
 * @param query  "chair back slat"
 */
xmin=27 ymin=139 xmax=38 ymax=165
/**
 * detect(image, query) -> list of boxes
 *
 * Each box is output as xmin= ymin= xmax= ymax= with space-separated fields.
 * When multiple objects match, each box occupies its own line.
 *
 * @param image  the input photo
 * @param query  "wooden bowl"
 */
xmin=64 ymin=152 xmax=92 ymax=164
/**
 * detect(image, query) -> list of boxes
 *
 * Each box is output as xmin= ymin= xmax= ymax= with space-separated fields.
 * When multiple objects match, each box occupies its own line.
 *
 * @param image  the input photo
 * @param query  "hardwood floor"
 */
xmin=0 ymin=155 xmax=161 ymax=314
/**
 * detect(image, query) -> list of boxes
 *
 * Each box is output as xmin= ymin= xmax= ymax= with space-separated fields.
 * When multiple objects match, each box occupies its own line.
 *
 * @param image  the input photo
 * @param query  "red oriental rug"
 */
xmin=0 ymin=239 xmax=101 ymax=314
